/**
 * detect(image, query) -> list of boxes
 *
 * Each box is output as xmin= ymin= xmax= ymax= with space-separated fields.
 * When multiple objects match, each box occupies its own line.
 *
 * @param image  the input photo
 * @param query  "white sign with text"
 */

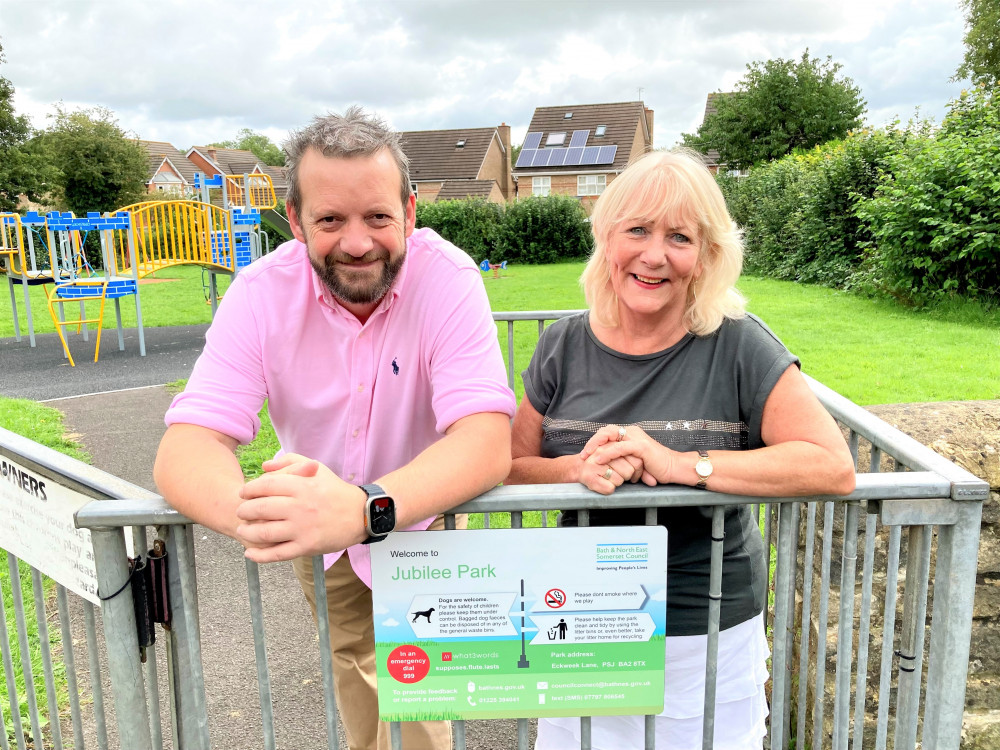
xmin=0 ymin=455 xmax=100 ymax=605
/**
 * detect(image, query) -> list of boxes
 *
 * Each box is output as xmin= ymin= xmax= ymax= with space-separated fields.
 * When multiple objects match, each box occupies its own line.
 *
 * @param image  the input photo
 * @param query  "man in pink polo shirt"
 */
xmin=154 ymin=107 xmax=515 ymax=750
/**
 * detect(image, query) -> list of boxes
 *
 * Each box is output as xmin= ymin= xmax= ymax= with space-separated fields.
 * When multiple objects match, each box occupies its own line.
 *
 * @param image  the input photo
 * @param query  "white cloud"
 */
xmin=381 ymin=617 xmax=400 ymax=627
xmin=0 ymin=0 xmax=967 ymax=151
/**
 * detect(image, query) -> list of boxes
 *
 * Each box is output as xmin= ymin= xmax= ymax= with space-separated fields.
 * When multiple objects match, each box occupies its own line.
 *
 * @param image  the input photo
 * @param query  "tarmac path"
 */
xmin=2 ymin=327 xmax=528 ymax=749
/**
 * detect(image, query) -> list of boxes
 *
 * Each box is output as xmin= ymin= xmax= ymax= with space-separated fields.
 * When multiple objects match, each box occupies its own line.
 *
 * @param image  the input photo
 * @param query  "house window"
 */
xmin=546 ymin=132 xmax=566 ymax=146
xmin=411 ymin=182 xmax=419 ymax=199
xmin=455 ymin=139 xmax=466 ymax=148
xmin=533 ymin=176 xmax=551 ymax=197
xmin=564 ymin=112 xmax=573 ymax=119
xmin=595 ymin=125 xmax=607 ymax=137
xmin=578 ymin=174 xmax=606 ymax=196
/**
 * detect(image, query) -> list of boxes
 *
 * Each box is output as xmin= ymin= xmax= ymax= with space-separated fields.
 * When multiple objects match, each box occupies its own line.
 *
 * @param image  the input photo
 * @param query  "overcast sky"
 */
xmin=1 ymin=0 xmax=970 ymax=154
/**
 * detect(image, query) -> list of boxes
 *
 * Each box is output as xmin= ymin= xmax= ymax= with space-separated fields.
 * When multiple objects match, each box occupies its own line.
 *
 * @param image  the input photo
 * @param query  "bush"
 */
xmin=721 ymin=156 xmax=808 ymax=279
xmin=494 ymin=195 xmax=592 ymax=264
xmin=415 ymin=195 xmax=593 ymax=265
xmin=857 ymin=88 xmax=1000 ymax=305
xmin=791 ymin=128 xmax=910 ymax=288
xmin=415 ymin=198 xmax=501 ymax=264
xmin=721 ymin=126 xmax=915 ymax=290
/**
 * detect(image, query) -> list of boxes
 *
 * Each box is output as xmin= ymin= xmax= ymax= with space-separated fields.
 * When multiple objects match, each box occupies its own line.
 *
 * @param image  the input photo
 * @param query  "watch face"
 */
xmin=696 ymin=458 xmax=713 ymax=478
xmin=368 ymin=497 xmax=395 ymax=535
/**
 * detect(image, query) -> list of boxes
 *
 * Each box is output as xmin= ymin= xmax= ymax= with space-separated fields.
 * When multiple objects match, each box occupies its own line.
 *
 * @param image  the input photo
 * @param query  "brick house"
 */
xmin=137 ymin=140 xmax=199 ymax=195
xmin=399 ymin=125 xmax=514 ymax=203
xmin=512 ymin=101 xmax=653 ymax=213
xmin=186 ymin=146 xmax=289 ymax=200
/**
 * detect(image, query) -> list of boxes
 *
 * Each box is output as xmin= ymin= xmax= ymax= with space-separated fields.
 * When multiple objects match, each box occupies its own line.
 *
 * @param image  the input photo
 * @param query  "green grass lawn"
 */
xmin=0 ymin=398 xmax=86 ymax=741
xmin=483 ymin=262 xmax=1000 ymax=406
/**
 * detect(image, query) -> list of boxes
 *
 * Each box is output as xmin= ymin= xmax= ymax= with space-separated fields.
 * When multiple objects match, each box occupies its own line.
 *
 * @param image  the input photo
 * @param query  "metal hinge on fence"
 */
xmin=99 ymin=538 xmax=171 ymax=661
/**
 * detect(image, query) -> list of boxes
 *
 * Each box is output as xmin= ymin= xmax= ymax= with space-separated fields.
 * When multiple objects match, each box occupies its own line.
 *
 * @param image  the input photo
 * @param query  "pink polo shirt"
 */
xmin=165 ymin=228 xmax=515 ymax=585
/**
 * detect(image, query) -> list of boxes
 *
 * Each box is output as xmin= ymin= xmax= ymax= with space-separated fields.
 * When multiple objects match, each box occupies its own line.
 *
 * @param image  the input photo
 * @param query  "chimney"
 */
xmin=644 ymin=107 xmax=654 ymax=149
xmin=498 ymin=123 xmax=513 ymax=201
xmin=207 ymin=147 xmax=218 ymax=161
xmin=498 ymin=122 xmax=511 ymax=151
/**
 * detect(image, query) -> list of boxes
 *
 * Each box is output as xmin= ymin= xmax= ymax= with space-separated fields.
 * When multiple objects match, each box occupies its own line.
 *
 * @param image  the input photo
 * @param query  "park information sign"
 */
xmin=370 ymin=526 xmax=667 ymax=721
xmin=0 ymin=455 xmax=100 ymax=605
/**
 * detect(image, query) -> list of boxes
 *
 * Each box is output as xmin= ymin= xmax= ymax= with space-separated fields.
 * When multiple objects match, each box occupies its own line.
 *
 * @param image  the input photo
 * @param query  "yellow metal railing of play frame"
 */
xmin=46 ymin=278 xmax=109 ymax=366
xmin=109 ymin=200 xmax=237 ymax=277
xmin=223 ymin=173 xmax=277 ymax=209
xmin=0 ymin=213 xmax=23 ymax=275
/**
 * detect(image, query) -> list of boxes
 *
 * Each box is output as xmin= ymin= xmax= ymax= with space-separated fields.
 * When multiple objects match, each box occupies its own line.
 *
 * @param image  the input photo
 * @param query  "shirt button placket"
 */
xmin=347 ymin=325 xmax=375 ymax=483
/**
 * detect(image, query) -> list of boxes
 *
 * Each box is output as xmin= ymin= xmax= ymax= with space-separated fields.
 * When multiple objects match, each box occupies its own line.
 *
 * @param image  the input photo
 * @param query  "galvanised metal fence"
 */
xmin=0 ymin=311 xmax=989 ymax=750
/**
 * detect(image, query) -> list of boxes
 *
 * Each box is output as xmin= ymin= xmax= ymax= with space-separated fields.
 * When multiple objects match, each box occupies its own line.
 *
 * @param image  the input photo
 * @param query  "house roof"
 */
xmin=188 ymin=146 xmax=288 ymax=192
xmin=435 ymin=180 xmax=497 ymax=201
xmin=513 ymin=101 xmax=651 ymax=175
xmin=400 ymin=128 xmax=499 ymax=182
xmin=137 ymin=140 xmax=199 ymax=185
xmin=699 ymin=93 xmax=725 ymax=167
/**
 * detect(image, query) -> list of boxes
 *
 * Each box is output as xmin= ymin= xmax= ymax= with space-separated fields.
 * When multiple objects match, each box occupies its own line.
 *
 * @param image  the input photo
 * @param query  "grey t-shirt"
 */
xmin=522 ymin=312 xmax=799 ymax=636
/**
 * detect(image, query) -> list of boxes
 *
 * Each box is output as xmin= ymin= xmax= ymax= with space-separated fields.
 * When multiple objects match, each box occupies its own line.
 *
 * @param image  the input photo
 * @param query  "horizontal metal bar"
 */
xmin=878 ymin=497 xmax=960 ymax=526
xmin=76 ymin=472 xmax=955 ymax=529
xmin=491 ymin=309 xmax=584 ymax=322
xmin=76 ymin=498 xmax=191 ymax=528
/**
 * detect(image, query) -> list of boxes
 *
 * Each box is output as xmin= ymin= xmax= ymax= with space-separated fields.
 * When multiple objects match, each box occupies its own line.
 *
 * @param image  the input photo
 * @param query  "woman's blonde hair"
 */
xmin=580 ymin=149 xmax=746 ymax=335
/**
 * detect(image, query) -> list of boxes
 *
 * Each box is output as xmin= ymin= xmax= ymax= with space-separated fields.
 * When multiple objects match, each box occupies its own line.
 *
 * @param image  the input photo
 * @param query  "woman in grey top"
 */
xmin=507 ymin=149 xmax=855 ymax=750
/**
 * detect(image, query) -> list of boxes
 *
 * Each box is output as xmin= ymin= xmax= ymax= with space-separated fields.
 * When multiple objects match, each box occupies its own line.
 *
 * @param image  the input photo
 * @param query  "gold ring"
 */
xmin=617 ymin=426 xmax=627 ymax=441
xmin=603 ymin=467 xmax=613 ymax=480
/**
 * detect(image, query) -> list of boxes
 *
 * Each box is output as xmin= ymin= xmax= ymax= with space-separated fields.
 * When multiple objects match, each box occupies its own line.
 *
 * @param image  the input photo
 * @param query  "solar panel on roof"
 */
xmin=582 ymin=147 xmax=602 ymax=165
xmin=565 ymin=147 xmax=584 ymax=166
xmin=569 ymin=130 xmax=589 ymax=148
xmin=597 ymin=145 xmax=618 ymax=164
xmin=532 ymin=149 xmax=552 ymax=167
xmin=547 ymin=149 xmax=568 ymax=167
xmin=523 ymin=132 xmax=543 ymax=149
xmin=515 ymin=149 xmax=536 ymax=168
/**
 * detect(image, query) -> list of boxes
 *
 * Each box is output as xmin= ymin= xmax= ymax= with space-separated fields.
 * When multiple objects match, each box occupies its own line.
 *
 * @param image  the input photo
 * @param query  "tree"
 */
xmin=42 ymin=105 xmax=149 ymax=214
xmin=954 ymin=0 xmax=1000 ymax=87
xmin=0 ymin=42 xmax=51 ymax=213
xmin=682 ymin=51 xmax=866 ymax=170
xmin=210 ymin=128 xmax=285 ymax=166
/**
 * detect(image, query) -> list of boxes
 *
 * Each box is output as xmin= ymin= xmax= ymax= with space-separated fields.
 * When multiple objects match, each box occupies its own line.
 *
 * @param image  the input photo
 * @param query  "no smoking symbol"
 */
xmin=545 ymin=588 xmax=566 ymax=608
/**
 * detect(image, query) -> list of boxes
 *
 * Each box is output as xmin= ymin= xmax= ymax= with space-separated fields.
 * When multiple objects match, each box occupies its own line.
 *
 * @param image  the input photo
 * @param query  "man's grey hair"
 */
xmin=283 ymin=106 xmax=412 ymax=212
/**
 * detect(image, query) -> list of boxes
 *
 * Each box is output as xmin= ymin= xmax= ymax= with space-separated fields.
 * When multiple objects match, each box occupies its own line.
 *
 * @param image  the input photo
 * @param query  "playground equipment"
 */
xmin=0 ymin=172 xmax=280 ymax=365
xmin=479 ymin=258 xmax=508 ymax=279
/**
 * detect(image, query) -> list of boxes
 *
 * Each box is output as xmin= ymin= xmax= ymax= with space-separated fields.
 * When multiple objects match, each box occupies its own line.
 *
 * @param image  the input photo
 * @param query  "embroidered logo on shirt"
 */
xmin=392 ymin=358 xmax=399 ymax=375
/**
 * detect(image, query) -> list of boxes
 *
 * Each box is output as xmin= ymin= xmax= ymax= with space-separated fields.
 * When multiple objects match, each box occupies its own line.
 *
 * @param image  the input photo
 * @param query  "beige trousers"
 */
xmin=292 ymin=515 xmax=462 ymax=750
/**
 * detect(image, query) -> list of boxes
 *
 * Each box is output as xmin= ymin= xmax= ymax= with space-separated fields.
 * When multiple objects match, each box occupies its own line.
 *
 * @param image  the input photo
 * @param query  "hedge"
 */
xmin=720 ymin=86 xmax=999 ymax=306
xmin=416 ymin=194 xmax=592 ymax=265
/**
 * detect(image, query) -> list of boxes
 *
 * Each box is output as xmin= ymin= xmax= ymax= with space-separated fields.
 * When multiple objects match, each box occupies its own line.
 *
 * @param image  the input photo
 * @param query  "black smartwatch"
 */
xmin=361 ymin=484 xmax=396 ymax=544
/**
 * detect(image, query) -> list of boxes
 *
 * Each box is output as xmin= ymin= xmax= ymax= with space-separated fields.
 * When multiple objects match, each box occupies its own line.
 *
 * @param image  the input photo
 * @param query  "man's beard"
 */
xmin=309 ymin=247 xmax=406 ymax=305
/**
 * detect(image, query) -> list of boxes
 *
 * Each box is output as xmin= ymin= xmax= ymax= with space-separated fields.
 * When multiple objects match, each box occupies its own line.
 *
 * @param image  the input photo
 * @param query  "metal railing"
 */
xmin=0 ymin=312 xmax=989 ymax=750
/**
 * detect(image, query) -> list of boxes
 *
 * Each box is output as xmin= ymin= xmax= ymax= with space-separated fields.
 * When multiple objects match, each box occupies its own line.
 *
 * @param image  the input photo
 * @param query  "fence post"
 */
xmin=90 ymin=526 xmax=154 ymax=750
xmin=923 ymin=500 xmax=984 ymax=749
xmin=163 ymin=523 xmax=212 ymax=749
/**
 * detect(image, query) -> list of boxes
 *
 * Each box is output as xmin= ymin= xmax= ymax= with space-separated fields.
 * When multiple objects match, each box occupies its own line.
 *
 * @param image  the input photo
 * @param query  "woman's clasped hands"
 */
xmin=578 ymin=424 xmax=678 ymax=495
